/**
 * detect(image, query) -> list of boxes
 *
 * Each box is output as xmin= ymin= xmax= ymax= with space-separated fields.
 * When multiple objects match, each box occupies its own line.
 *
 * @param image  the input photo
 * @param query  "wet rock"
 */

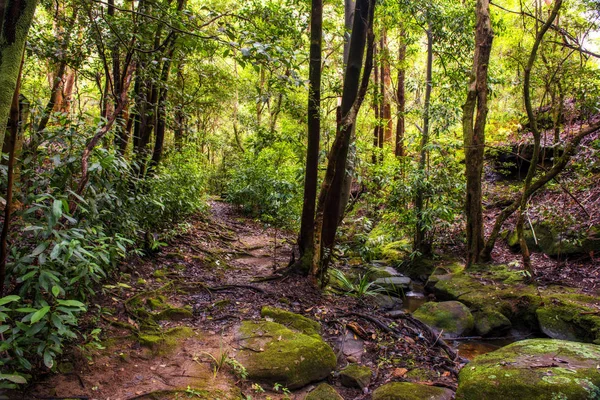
xmin=373 ymin=276 xmax=412 ymax=295
xmin=473 ymin=310 xmax=511 ymax=337
xmin=305 ymin=383 xmax=343 ymax=400
xmin=456 ymin=339 xmax=600 ymax=399
xmin=373 ymin=382 xmax=454 ymax=400
xmin=236 ymin=320 xmax=336 ymax=389
xmin=339 ymin=364 xmax=372 ymax=389
xmin=413 ymin=301 xmax=474 ymax=338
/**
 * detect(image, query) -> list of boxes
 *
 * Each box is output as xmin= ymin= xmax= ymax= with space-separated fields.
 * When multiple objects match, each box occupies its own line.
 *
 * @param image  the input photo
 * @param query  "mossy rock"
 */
xmin=413 ymin=301 xmax=474 ymax=338
xmin=153 ymin=307 xmax=193 ymax=321
xmin=368 ymin=266 xmax=401 ymax=280
xmin=260 ymin=306 xmax=321 ymax=337
xmin=304 ymin=383 xmax=343 ymax=400
xmin=146 ymin=296 xmax=167 ymax=311
xmin=506 ymin=223 xmax=600 ymax=258
xmin=339 ymin=364 xmax=372 ymax=389
xmin=380 ymin=239 xmax=412 ymax=264
xmin=138 ymin=326 xmax=194 ymax=353
xmin=456 ymin=339 xmax=600 ymax=399
xmin=373 ymin=276 xmax=412 ymax=295
xmin=536 ymin=303 xmax=600 ymax=343
xmin=236 ymin=321 xmax=336 ymax=389
xmin=372 ymin=382 xmax=454 ymax=400
xmin=474 ymin=310 xmax=512 ymax=337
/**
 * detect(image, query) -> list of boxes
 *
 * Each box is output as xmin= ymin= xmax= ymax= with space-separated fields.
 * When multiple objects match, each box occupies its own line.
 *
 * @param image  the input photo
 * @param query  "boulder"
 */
xmin=372 ymin=382 xmax=454 ymax=400
xmin=413 ymin=301 xmax=474 ymax=338
xmin=536 ymin=303 xmax=600 ymax=344
xmin=473 ymin=310 xmax=511 ymax=337
xmin=236 ymin=320 xmax=336 ymax=389
xmin=456 ymin=339 xmax=600 ymax=399
xmin=373 ymin=276 xmax=412 ymax=295
xmin=372 ymin=294 xmax=403 ymax=310
xmin=339 ymin=364 xmax=372 ymax=389
xmin=305 ymin=383 xmax=343 ymax=400
xmin=261 ymin=306 xmax=321 ymax=337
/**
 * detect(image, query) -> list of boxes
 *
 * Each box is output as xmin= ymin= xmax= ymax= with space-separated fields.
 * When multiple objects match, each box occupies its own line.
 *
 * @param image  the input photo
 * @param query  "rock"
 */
xmin=369 ymin=265 xmax=403 ymax=280
xmin=339 ymin=364 xmax=372 ymax=389
xmin=473 ymin=310 xmax=511 ymax=337
xmin=536 ymin=303 xmax=600 ymax=343
xmin=413 ymin=301 xmax=474 ymax=338
xmin=138 ymin=326 xmax=194 ymax=353
xmin=372 ymin=294 xmax=403 ymax=310
xmin=373 ymin=276 xmax=412 ymax=295
xmin=236 ymin=321 xmax=336 ymax=389
xmin=153 ymin=307 xmax=192 ymax=321
xmin=337 ymin=332 xmax=365 ymax=362
xmin=456 ymin=339 xmax=600 ymax=399
xmin=261 ymin=306 xmax=321 ymax=337
xmin=305 ymin=383 xmax=343 ymax=400
xmin=372 ymin=382 xmax=454 ymax=400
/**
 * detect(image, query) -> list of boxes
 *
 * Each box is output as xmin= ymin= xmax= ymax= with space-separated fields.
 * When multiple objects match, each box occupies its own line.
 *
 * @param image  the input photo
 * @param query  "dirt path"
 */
xmin=22 ymin=200 xmax=459 ymax=400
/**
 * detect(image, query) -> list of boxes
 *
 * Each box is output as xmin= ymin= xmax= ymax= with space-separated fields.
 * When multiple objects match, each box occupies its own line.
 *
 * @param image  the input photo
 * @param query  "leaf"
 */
xmin=43 ymin=349 xmax=54 ymax=369
xmin=0 ymin=295 xmax=20 ymax=306
xmin=51 ymin=286 xmax=60 ymax=297
xmin=30 ymin=306 xmax=50 ymax=324
xmin=52 ymin=199 xmax=63 ymax=221
xmin=57 ymin=299 xmax=86 ymax=309
xmin=31 ymin=243 xmax=48 ymax=257
xmin=0 ymin=373 xmax=27 ymax=384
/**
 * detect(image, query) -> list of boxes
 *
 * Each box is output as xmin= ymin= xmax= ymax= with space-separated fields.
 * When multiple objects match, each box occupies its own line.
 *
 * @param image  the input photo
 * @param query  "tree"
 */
xmin=463 ymin=0 xmax=493 ymax=267
xmin=297 ymin=0 xmax=323 ymax=273
xmin=0 ymin=0 xmax=38 ymax=148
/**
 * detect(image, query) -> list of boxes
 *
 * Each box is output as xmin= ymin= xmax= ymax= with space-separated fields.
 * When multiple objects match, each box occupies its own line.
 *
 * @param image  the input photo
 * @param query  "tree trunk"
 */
xmin=463 ymin=0 xmax=493 ymax=267
xmin=296 ymin=0 xmax=323 ymax=274
xmin=395 ymin=32 xmax=406 ymax=158
xmin=372 ymin=42 xmax=380 ymax=163
xmin=0 ymin=0 xmax=38 ymax=147
xmin=414 ymin=28 xmax=433 ymax=256
xmin=312 ymin=0 xmax=375 ymax=279
xmin=380 ymin=29 xmax=392 ymax=143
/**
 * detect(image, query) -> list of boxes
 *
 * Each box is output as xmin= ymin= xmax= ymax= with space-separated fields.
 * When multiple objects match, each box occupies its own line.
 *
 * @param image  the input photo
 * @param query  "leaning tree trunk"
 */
xmin=516 ymin=0 xmax=562 ymax=277
xmin=463 ymin=0 xmax=493 ymax=267
xmin=0 ymin=0 xmax=38 ymax=148
xmin=296 ymin=0 xmax=323 ymax=274
xmin=312 ymin=0 xmax=375 ymax=280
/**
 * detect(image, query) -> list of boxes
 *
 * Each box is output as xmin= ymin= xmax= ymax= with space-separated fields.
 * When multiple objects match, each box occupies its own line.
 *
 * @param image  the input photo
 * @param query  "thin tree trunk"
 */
xmin=395 ymin=33 xmax=406 ymax=158
xmin=372 ymin=42 xmax=380 ymax=163
xmin=463 ymin=0 xmax=493 ymax=267
xmin=414 ymin=27 xmax=433 ymax=256
xmin=381 ymin=29 xmax=392 ymax=143
xmin=297 ymin=0 xmax=323 ymax=274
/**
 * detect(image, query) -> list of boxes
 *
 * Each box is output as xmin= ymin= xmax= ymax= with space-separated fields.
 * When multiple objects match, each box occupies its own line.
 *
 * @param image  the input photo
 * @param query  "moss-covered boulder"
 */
xmin=372 ymin=382 xmax=454 ymax=400
xmin=260 ymin=306 xmax=321 ymax=337
xmin=339 ymin=364 xmax=372 ymax=389
xmin=413 ymin=301 xmax=474 ymax=338
xmin=473 ymin=310 xmax=511 ymax=337
xmin=536 ymin=303 xmax=600 ymax=344
xmin=304 ymin=383 xmax=343 ymax=400
xmin=153 ymin=307 xmax=193 ymax=321
xmin=456 ymin=339 xmax=600 ymax=399
xmin=236 ymin=321 xmax=336 ymax=389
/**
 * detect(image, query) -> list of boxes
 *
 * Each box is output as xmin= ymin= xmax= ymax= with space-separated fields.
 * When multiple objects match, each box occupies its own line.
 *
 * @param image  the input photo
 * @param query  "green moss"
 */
xmin=146 ymin=296 xmax=167 ymax=310
xmin=537 ymin=302 xmax=600 ymax=343
xmin=373 ymin=382 xmax=453 ymax=400
xmin=236 ymin=320 xmax=336 ymax=389
xmin=137 ymin=278 xmax=148 ymax=285
xmin=213 ymin=299 xmax=231 ymax=309
xmin=406 ymin=367 xmax=438 ymax=381
xmin=165 ymin=252 xmax=185 ymax=260
xmin=138 ymin=326 xmax=195 ymax=354
xmin=173 ymin=263 xmax=187 ymax=270
xmin=339 ymin=364 xmax=372 ymax=389
xmin=380 ymin=239 xmax=411 ymax=264
xmin=153 ymin=269 xmax=167 ymax=278
xmin=260 ymin=306 xmax=321 ymax=337
xmin=474 ymin=310 xmax=512 ymax=337
xmin=305 ymin=383 xmax=343 ymax=400
xmin=456 ymin=339 xmax=600 ymax=400
xmin=413 ymin=301 xmax=474 ymax=337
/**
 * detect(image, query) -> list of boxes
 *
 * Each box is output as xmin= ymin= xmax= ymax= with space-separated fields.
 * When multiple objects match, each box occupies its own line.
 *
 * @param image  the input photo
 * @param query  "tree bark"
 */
xmin=395 ymin=32 xmax=406 ymax=158
xmin=297 ymin=0 xmax=323 ymax=274
xmin=372 ymin=41 xmax=380 ymax=163
xmin=0 ymin=0 xmax=38 ymax=148
xmin=463 ymin=0 xmax=493 ymax=267
xmin=381 ymin=29 xmax=392 ymax=143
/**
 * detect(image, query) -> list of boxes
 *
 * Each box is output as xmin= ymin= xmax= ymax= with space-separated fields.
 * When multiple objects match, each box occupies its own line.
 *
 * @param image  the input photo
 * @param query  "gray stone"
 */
xmin=373 ymin=276 xmax=412 ymax=295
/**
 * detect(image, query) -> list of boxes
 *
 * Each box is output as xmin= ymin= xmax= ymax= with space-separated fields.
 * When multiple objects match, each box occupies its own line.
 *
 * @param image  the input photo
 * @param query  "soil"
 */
xmin=13 ymin=200 xmax=460 ymax=400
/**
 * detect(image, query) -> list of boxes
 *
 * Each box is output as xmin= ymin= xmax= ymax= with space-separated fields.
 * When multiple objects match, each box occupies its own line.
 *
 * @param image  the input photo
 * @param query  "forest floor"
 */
xmin=21 ymin=199 xmax=459 ymax=400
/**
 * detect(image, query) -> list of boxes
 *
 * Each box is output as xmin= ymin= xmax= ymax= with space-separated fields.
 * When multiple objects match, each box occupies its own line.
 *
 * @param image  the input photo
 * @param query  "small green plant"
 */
xmin=226 ymin=357 xmax=248 ymax=379
xmin=330 ymin=268 xmax=385 ymax=299
xmin=273 ymin=383 xmax=292 ymax=399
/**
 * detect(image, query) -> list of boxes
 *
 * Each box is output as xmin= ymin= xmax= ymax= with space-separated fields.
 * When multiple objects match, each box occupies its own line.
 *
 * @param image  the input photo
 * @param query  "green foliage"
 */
xmin=226 ymin=142 xmax=302 ymax=228
xmin=329 ymin=268 xmax=385 ymax=299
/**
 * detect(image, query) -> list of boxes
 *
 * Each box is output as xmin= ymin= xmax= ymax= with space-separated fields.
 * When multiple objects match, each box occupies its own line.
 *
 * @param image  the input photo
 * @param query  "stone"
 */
xmin=372 ymin=294 xmax=403 ymax=310
xmin=236 ymin=321 xmax=336 ymax=389
xmin=372 ymin=382 xmax=454 ymax=400
xmin=456 ymin=339 xmax=600 ymax=400
xmin=413 ymin=301 xmax=474 ymax=338
xmin=339 ymin=364 xmax=372 ymax=389
xmin=473 ymin=310 xmax=511 ymax=337
xmin=369 ymin=265 xmax=402 ymax=280
xmin=373 ymin=276 xmax=412 ymax=295
xmin=536 ymin=303 xmax=600 ymax=344
xmin=305 ymin=383 xmax=343 ymax=400
xmin=260 ymin=306 xmax=321 ymax=337
xmin=337 ymin=332 xmax=365 ymax=362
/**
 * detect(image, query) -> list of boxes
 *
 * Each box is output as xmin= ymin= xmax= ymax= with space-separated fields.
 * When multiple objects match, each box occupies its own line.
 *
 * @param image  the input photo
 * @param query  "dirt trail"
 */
xmin=22 ymin=200 xmax=458 ymax=400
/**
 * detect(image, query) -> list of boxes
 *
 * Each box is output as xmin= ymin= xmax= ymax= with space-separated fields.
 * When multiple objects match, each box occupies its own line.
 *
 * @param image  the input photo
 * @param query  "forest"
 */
xmin=0 ymin=0 xmax=599 ymax=398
